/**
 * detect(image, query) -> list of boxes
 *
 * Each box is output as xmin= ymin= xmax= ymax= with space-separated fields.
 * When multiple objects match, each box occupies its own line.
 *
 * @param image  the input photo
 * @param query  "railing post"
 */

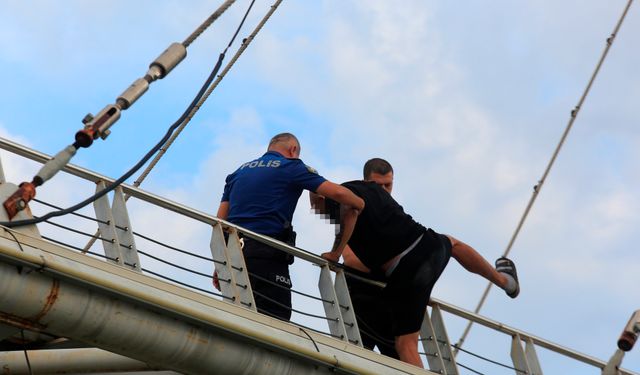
xmin=318 ymin=265 xmax=348 ymax=341
xmin=210 ymin=223 xmax=239 ymax=303
xmin=93 ymin=181 xmax=123 ymax=266
xmin=111 ymin=186 xmax=141 ymax=271
xmin=421 ymin=309 xmax=447 ymax=373
xmin=0 ymin=153 xmax=5 ymax=183
xmin=603 ymin=349 xmax=625 ymax=375
xmin=525 ymin=337 xmax=543 ymax=374
xmin=421 ymin=304 xmax=459 ymax=374
xmin=333 ymin=269 xmax=362 ymax=346
xmin=511 ymin=333 xmax=533 ymax=375
xmin=225 ymin=228 xmax=256 ymax=310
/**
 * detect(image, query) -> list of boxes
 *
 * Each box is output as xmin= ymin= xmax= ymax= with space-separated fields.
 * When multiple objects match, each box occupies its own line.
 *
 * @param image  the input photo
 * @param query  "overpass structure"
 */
xmin=0 ymin=137 xmax=637 ymax=375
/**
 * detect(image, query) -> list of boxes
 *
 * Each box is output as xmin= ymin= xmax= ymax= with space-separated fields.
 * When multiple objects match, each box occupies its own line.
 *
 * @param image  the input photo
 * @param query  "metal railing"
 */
xmin=0 ymin=136 xmax=637 ymax=375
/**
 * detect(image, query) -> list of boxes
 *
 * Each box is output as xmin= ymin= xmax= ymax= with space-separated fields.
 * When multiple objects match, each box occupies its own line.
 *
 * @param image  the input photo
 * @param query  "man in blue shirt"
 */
xmin=216 ymin=132 xmax=364 ymax=321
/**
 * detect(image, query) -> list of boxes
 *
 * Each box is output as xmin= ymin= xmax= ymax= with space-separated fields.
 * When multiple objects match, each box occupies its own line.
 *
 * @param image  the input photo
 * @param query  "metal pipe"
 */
xmin=1 ymin=137 xmax=635 ymax=375
xmin=0 ymin=232 xmax=425 ymax=375
xmin=0 ymin=348 xmax=167 ymax=374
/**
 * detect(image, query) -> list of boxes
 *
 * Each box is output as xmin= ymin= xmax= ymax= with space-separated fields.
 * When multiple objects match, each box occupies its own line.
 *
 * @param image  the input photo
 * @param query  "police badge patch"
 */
xmin=306 ymin=165 xmax=318 ymax=174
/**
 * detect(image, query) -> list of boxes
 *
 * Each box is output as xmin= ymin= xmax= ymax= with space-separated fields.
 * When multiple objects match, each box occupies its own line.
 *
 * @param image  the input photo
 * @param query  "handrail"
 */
xmin=1 ymin=136 xmax=636 ymax=375
xmin=0 ymin=136 xmax=324 ymax=265
xmin=432 ymin=299 xmax=635 ymax=374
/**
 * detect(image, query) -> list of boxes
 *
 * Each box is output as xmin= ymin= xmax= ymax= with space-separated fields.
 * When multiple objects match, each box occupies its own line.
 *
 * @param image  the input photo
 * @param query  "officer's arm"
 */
xmin=217 ymin=201 xmax=230 ymax=220
xmin=315 ymin=181 xmax=365 ymax=212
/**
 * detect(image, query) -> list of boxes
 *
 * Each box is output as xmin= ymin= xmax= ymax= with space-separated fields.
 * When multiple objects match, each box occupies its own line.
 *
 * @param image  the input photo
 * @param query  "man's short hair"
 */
xmin=363 ymin=158 xmax=393 ymax=179
xmin=268 ymin=132 xmax=300 ymax=150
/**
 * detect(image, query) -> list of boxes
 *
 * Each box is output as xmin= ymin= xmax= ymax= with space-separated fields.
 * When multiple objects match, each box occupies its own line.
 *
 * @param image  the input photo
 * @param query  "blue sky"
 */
xmin=1 ymin=1 xmax=639 ymax=373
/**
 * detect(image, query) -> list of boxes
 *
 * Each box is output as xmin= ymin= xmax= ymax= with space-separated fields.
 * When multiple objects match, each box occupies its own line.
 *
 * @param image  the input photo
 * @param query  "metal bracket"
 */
xmin=223 ymin=228 xmax=255 ymax=310
xmin=421 ymin=304 xmax=459 ymax=374
xmin=511 ymin=333 xmax=544 ymax=374
xmin=318 ymin=265 xmax=348 ymax=341
xmin=333 ymin=269 xmax=362 ymax=346
xmin=111 ymin=186 xmax=140 ymax=271
xmin=210 ymin=223 xmax=239 ymax=303
xmin=93 ymin=181 xmax=122 ymax=266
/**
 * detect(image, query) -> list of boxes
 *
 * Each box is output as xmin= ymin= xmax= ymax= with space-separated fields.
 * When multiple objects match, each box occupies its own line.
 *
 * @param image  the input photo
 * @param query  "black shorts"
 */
xmin=346 ymin=273 xmax=399 ymax=359
xmin=384 ymin=229 xmax=452 ymax=336
xmin=242 ymin=239 xmax=293 ymax=321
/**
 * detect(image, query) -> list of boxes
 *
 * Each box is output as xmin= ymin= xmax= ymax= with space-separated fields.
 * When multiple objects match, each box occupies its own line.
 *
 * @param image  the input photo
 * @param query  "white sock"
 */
xmin=500 ymin=272 xmax=517 ymax=294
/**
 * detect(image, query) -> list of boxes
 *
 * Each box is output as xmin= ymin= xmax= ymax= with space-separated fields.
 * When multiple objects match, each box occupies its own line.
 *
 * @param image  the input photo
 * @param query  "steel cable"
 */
xmin=455 ymin=0 xmax=636 ymax=352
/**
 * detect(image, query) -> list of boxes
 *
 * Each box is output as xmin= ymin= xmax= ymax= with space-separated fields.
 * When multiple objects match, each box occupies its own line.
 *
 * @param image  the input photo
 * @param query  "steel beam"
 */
xmin=0 ymin=231 xmax=428 ymax=375
xmin=0 ymin=348 xmax=171 ymax=374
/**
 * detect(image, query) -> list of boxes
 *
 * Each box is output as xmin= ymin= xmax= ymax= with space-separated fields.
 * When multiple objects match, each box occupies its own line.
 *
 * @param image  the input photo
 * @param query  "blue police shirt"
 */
xmin=221 ymin=151 xmax=327 ymax=236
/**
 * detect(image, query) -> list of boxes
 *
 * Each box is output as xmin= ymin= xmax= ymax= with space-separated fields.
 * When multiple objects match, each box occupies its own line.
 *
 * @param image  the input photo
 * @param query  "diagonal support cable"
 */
xmin=82 ymin=0 xmax=284 ymax=253
xmin=454 ymin=0 xmax=635 ymax=354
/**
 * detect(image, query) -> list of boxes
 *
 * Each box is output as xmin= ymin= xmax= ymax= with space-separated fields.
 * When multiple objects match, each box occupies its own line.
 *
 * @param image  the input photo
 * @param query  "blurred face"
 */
xmin=367 ymin=171 xmax=394 ymax=193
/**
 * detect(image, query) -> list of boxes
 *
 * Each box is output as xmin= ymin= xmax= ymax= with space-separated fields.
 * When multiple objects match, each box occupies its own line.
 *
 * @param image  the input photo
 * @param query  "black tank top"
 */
xmin=339 ymin=180 xmax=426 ymax=270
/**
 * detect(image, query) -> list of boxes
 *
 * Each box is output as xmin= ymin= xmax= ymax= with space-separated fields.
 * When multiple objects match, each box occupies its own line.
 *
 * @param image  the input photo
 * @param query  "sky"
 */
xmin=1 ymin=1 xmax=639 ymax=374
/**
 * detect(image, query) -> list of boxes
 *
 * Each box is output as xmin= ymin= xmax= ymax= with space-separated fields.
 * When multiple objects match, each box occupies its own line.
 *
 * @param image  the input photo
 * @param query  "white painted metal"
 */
xmin=420 ymin=309 xmax=447 ymax=373
xmin=210 ymin=222 xmax=239 ymax=303
xmin=2 ymin=137 xmax=638 ymax=375
xmin=0 ymin=348 xmax=171 ymax=374
xmin=112 ymin=186 xmax=141 ymax=271
xmin=433 ymin=299 xmax=637 ymax=375
xmin=0 ymin=153 xmax=5 ymax=183
xmin=225 ymin=228 xmax=256 ymax=310
xmin=603 ymin=349 xmax=625 ymax=375
xmin=318 ymin=265 xmax=348 ymax=341
xmin=511 ymin=334 xmax=532 ymax=375
xmin=333 ymin=269 xmax=362 ymax=346
xmin=430 ymin=305 xmax=459 ymax=375
xmin=525 ymin=337 xmax=544 ymax=374
xmin=0 ymin=232 xmax=427 ymax=375
xmin=93 ymin=180 xmax=123 ymax=265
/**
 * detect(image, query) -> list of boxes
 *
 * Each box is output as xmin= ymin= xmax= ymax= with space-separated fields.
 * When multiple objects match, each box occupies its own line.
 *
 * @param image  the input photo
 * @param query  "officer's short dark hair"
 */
xmin=268 ymin=133 xmax=300 ymax=150
xmin=363 ymin=158 xmax=393 ymax=179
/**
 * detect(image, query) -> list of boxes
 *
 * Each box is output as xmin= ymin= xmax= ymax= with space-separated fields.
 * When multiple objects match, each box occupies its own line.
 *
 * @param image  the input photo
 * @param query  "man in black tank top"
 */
xmin=314 ymin=179 xmax=521 ymax=368
xmin=341 ymin=158 xmax=398 ymax=359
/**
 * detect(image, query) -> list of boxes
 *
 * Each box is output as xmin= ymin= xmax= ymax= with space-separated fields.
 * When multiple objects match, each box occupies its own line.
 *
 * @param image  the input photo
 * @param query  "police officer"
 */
xmin=216 ymin=132 xmax=364 ymax=321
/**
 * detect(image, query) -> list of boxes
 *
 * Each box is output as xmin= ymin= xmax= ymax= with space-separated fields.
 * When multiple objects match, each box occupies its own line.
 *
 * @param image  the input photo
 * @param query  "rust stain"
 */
xmin=0 ymin=311 xmax=46 ymax=331
xmin=30 ymin=279 xmax=60 ymax=322
xmin=186 ymin=327 xmax=210 ymax=345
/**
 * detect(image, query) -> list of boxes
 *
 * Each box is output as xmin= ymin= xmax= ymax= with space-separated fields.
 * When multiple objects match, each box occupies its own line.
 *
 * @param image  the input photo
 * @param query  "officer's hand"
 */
xmin=212 ymin=270 xmax=221 ymax=291
xmin=321 ymin=251 xmax=341 ymax=263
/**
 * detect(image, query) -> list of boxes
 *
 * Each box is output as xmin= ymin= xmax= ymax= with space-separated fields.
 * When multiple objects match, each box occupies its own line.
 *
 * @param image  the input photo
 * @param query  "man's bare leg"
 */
xmin=395 ymin=332 xmax=423 ymax=367
xmin=447 ymin=236 xmax=508 ymax=288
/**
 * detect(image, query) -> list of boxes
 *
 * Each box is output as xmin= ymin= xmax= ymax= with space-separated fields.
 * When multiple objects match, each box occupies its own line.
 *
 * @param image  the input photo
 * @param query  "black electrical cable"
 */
xmin=137 ymin=248 xmax=217 ymax=279
xmin=20 ymin=330 xmax=34 ymax=375
xmin=0 ymin=0 xmax=257 ymax=229
xmin=41 ymin=235 xmax=118 ymax=262
xmin=247 ymin=270 xmax=334 ymax=304
xmin=453 ymin=343 xmax=528 ymax=374
xmin=456 ymin=361 xmax=486 ymax=375
xmin=133 ymin=230 xmax=224 ymax=264
xmin=252 ymin=289 xmax=339 ymax=323
xmin=141 ymin=266 xmax=232 ymax=301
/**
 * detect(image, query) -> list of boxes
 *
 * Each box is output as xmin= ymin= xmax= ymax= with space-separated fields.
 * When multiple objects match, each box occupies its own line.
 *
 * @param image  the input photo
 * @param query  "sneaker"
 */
xmin=495 ymin=257 xmax=520 ymax=298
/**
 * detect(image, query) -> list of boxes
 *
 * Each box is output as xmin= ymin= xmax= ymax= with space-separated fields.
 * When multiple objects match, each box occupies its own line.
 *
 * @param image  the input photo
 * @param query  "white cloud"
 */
xmin=2 ymin=1 xmax=640 ymax=373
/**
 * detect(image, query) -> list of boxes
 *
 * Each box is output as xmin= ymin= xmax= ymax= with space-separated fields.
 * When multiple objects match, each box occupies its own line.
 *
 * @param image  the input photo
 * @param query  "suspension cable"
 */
xmin=81 ymin=0 xmax=284 ymax=252
xmin=454 ymin=0 xmax=635 ymax=352
xmin=453 ymin=344 xmax=527 ymax=374
xmin=182 ymin=0 xmax=238 ymax=48
xmin=0 ymin=1 xmax=254 ymax=229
